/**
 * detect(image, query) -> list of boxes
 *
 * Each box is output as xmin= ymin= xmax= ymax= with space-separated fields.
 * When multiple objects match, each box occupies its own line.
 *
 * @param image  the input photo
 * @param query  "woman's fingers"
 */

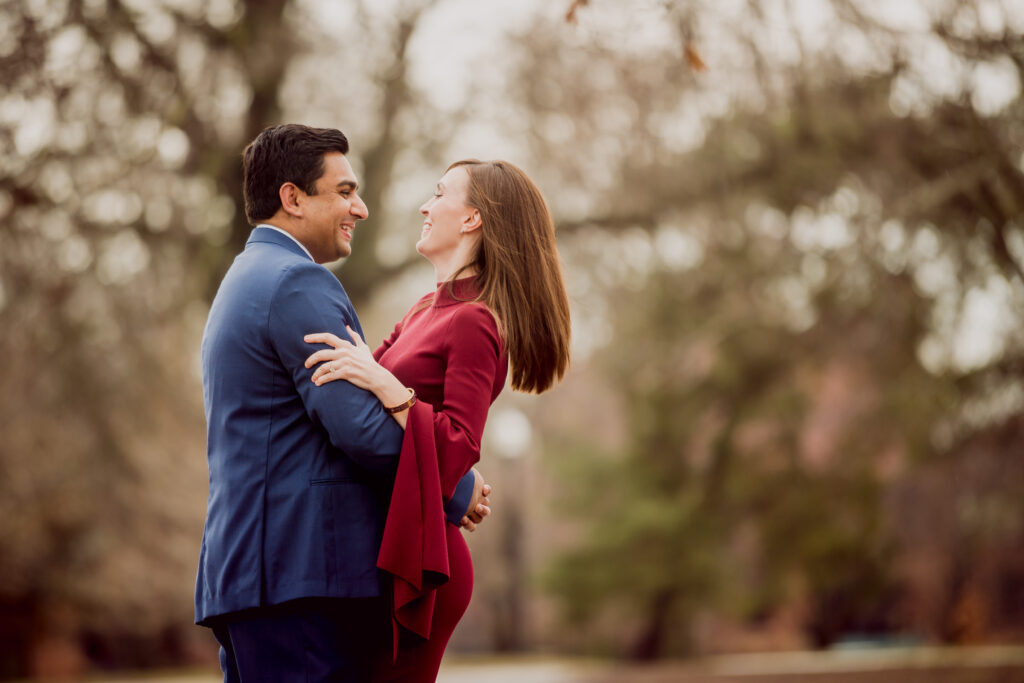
xmin=305 ymin=348 xmax=340 ymax=368
xmin=345 ymin=325 xmax=367 ymax=349
xmin=312 ymin=361 xmax=331 ymax=382
xmin=304 ymin=331 xmax=345 ymax=348
xmin=304 ymin=337 xmax=357 ymax=368
xmin=313 ymin=359 xmax=348 ymax=385
xmin=305 ymin=328 xmax=375 ymax=387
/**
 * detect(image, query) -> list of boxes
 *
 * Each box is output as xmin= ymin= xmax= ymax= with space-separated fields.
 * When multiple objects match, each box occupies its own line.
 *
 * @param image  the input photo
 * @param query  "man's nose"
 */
xmin=352 ymin=196 xmax=369 ymax=220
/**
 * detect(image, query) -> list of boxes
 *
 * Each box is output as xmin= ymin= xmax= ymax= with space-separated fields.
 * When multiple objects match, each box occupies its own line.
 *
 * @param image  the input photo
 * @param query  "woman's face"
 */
xmin=417 ymin=166 xmax=476 ymax=265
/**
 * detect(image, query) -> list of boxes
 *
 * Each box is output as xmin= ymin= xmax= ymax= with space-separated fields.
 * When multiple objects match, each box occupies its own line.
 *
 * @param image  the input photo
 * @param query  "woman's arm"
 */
xmin=304 ymin=327 xmax=413 ymax=428
xmin=306 ymin=305 xmax=505 ymax=501
xmin=304 ymin=322 xmax=491 ymax=527
xmin=424 ymin=305 xmax=505 ymax=497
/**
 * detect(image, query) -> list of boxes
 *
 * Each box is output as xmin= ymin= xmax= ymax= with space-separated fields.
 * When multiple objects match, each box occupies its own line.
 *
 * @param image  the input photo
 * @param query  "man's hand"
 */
xmin=460 ymin=468 xmax=491 ymax=532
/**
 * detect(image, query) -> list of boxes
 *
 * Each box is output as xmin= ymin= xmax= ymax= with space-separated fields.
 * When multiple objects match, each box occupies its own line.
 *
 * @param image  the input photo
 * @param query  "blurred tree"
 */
xmin=0 ymin=0 xmax=276 ymax=673
xmin=532 ymin=0 xmax=1024 ymax=658
xmin=544 ymin=218 xmax=955 ymax=656
xmin=0 ymin=0 xmax=459 ymax=675
xmin=2 ymin=0 xmax=1022 ymax=673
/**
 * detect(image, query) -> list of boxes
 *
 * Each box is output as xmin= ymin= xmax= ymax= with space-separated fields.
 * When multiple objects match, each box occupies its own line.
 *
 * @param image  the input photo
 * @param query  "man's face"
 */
xmin=297 ymin=152 xmax=368 ymax=263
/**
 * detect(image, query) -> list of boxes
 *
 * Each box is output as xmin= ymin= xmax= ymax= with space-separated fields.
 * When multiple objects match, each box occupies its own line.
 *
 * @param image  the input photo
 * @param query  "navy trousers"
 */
xmin=211 ymin=597 xmax=390 ymax=682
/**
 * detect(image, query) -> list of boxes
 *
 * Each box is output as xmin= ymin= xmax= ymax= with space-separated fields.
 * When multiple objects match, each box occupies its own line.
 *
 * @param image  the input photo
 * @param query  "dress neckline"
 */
xmin=433 ymin=275 xmax=481 ymax=308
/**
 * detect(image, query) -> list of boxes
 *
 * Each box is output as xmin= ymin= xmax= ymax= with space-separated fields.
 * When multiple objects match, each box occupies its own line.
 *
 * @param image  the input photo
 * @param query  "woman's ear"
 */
xmin=461 ymin=209 xmax=482 ymax=234
xmin=279 ymin=182 xmax=303 ymax=218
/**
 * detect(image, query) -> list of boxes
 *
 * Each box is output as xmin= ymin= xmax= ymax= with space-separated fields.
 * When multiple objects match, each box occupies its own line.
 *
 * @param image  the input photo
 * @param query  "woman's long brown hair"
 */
xmin=447 ymin=159 xmax=571 ymax=394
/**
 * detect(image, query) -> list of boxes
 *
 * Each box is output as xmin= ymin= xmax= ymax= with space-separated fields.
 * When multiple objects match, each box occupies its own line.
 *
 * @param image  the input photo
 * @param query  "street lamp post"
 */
xmin=487 ymin=407 xmax=532 ymax=652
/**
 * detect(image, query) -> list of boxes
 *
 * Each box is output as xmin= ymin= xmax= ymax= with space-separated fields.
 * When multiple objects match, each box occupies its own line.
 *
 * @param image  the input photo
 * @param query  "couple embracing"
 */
xmin=195 ymin=124 xmax=571 ymax=682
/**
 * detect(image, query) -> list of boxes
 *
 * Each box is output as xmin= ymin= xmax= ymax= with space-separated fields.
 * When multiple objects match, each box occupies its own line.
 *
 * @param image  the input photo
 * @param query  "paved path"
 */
xmin=87 ymin=659 xmax=598 ymax=683
xmin=86 ymin=646 xmax=1024 ymax=683
xmin=437 ymin=657 xmax=599 ymax=682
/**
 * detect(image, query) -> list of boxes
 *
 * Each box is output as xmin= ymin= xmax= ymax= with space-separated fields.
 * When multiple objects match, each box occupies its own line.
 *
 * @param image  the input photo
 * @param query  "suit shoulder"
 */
xmin=268 ymin=257 xmax=345 ymax=296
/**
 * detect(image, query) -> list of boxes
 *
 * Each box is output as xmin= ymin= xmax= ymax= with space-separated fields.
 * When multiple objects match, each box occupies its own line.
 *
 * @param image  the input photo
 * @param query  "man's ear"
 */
xmin=279 ymin=182 xmax=303 ymax=218
xmin=461 ymin=209 xmax=482 ymax=234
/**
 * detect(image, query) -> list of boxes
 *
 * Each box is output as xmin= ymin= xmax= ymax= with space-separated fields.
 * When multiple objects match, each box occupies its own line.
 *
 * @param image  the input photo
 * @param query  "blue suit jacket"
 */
xmin=195 ymin=227 xmax=472 ymax=624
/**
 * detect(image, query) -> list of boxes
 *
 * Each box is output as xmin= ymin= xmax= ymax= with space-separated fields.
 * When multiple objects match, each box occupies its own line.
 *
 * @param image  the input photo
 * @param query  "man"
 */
xmin=195 ymin=124 xmax=488 ymax=681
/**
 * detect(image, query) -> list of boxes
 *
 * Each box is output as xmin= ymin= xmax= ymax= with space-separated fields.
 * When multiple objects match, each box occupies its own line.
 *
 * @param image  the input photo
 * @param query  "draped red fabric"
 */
xmin=376 ymin=400 xmax=450 ymax=658
xmin=372 ymin=276 xmax=508 ymax=662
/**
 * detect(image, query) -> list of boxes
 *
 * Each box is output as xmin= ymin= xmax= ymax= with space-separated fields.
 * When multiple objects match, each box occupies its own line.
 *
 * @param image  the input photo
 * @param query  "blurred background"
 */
xmin=2 ymin=0 xmax=1024 ymax=680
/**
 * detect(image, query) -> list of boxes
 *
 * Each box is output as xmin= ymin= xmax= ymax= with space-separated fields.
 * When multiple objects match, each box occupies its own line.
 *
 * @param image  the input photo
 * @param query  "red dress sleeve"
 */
xmin=376 ymin=400 xmax=450 ymax=652
xmin=432 ymin=304 xmax=504 ymax=498
xmin=376 ymin=303 xmax=505 ymax=651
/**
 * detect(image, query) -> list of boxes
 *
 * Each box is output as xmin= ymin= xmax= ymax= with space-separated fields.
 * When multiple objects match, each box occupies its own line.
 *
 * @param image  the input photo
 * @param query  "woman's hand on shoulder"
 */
xmin=305 ymin=326 xmax=383 ymax=389
xmin=304 ymin=327 xmax=414 ymax=417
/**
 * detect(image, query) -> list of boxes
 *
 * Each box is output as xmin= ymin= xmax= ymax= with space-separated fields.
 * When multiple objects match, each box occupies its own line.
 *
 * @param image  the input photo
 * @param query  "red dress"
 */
xmin=372 ymin=276 xmax=507 ymax=682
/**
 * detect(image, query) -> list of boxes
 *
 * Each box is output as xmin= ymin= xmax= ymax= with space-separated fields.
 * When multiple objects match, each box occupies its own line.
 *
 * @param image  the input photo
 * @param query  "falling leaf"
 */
xmin=685 ymin=42 xmax=707 ymax=71
xmin=566 ymin=0 xmax=588 ymax=24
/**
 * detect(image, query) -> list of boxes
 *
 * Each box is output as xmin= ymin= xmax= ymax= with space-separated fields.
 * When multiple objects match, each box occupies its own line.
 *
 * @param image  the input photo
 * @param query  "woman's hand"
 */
xmin=304 ymin=324 xmax=406 ymax=395
xmin=304 ymin=326 xmax=384 ymax=388
xmin=304 ymin=326 xmax=413 ymax=425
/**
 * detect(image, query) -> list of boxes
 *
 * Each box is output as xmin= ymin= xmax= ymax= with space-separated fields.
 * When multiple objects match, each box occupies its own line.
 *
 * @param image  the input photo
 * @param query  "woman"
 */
xmin=302 ymin=159 xmax=571 ymax=681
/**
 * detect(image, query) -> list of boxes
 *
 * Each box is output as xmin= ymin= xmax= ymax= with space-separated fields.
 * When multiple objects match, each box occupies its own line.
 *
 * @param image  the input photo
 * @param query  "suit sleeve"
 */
xmin=433 ymin=305 xmax=504 ymax=499
xmin=268 ymin=262 xmax=404 ymax=475
xmin=445 ymin=472 xmax=475 ymax=525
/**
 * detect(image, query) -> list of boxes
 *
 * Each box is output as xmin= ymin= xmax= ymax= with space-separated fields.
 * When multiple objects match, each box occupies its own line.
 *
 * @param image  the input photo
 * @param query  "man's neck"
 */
xmin=257 ymin=222 xmax=313 ymax=261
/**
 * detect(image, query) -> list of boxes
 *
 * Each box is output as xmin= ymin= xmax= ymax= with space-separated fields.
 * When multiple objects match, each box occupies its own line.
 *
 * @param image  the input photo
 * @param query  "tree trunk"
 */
xmin=631 ymin=589 xmax=676 ymax=661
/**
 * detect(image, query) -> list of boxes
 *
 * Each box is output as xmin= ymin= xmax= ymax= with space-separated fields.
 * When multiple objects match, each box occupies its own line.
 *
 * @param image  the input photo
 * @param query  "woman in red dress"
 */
xmin=303 ymin=159 xmax=571 ymax=682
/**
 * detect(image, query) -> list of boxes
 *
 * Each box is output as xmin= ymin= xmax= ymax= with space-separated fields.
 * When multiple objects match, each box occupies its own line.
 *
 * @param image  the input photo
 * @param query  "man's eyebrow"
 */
xmin=336 ymin=180 xmax=359 ymax=191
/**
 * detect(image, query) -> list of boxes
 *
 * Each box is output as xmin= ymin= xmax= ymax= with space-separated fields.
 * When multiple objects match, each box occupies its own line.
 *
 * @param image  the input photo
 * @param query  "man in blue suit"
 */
xmin=196 ymin=124 xmax=485 ymax=681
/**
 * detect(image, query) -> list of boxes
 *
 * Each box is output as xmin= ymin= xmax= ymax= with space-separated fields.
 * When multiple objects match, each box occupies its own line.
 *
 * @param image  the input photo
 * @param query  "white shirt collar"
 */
xmin=256 ymin=223 xmax=314 ymax=262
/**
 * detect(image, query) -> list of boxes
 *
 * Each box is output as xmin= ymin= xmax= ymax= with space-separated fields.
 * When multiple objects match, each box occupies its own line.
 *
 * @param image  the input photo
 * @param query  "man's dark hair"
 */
xmin=242 ymin=124 xmax=350 ymax=224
